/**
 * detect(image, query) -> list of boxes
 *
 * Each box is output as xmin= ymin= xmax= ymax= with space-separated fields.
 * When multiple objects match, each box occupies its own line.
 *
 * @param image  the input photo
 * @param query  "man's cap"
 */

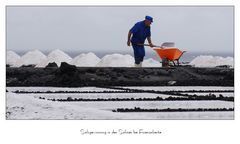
xmin=145 ymin=15 xmax=153 ymax=22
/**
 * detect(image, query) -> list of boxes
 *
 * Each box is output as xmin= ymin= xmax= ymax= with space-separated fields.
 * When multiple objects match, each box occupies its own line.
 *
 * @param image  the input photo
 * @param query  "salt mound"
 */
xmin=36 ymin=49 xmax=72 ymax=67
xmin=15 ymin=50 xmax=46 ymax=67
xmin=142 ymin=58 xmax=162 ymax=67
xmin=190 ymin=55 xmax=233 ymax=67
xmin=70 ymin=52 xmax=100 ymax=67
xmin=7 ymin=51 xmax=20 ymax=67
xmin=96 ymin=54 xmax=134 ymax=67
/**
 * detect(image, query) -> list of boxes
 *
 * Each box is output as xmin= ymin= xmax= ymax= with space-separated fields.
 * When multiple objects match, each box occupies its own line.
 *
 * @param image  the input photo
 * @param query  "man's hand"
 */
xmin=127 ymin=41 xmax=131 ymax=46
xmin=127 ymin=32 xmax=132 ymax=46
xmin=147 ymin=37 xmax=154 ymax=47
xmin=149 ymin=43 xmax=154 ymax=47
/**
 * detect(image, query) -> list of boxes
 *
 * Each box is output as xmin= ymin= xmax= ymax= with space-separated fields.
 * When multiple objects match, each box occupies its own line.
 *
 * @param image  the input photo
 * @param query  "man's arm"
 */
xmin=127 ymin=31 xmax=132 ymax=46
xmin=147 ymin=37 xmax=154 ymax=47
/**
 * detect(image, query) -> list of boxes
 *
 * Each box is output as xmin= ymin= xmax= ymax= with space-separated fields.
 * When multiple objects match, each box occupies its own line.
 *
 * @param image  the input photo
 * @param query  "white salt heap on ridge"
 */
xmin=142 ymin=58 xmax=162 ymax=67
xmin=190 ymin=55 xmax=233 ymax=67
xmin=96 ymin=54 xmax=162 ymax=67
xmin=36 ymin=49 xmax=72 ymax=67
xmin=7 ymin=51 xmax=20 ymax=67
xmin=96 ymin=54 xmax=134 ymax=67
xmin=7 ymin=50 xmax=234 ymax=68
xmin=15 ymin=50 xmax=46 ymax=67
xmin=70 ymin=52 xmax=100 ymax=67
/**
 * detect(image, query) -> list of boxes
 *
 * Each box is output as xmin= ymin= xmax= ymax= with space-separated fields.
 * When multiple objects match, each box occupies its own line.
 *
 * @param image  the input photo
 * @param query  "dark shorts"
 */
xmin=132 ymin=44 xmax=145 ymax=64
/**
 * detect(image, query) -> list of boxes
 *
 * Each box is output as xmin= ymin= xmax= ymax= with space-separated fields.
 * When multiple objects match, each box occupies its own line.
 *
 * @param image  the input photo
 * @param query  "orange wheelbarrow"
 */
xmin=141 ymin=42 xmax=186 ymax=67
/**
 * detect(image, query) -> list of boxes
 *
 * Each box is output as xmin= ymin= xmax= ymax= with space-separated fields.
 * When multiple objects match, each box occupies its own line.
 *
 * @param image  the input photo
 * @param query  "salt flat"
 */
xmin=6 ymin=86 xmax=234 ymax=120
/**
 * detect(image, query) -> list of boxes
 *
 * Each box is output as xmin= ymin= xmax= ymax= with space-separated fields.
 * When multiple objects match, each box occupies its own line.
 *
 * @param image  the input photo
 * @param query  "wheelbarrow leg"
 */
xmin=162 ymin=57 xmax=169 ymax=67
xmin=175 ymin=51 xmax=186 ymax=66
xmin=172 ymin=60 xmax=176 ymax=66
xmin=177 ymin=59 xmax=180 ymax=66
xmin=177 ymin=51 xmax=186 ymax=66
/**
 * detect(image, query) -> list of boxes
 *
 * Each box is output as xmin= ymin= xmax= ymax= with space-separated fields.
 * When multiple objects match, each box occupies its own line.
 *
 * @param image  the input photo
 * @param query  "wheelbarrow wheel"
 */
xmin=162 ymin=57 xmax=169 ymax=67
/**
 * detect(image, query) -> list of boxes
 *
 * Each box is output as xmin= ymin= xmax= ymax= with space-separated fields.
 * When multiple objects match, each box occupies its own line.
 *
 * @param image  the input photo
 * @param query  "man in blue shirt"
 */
xmin=127 ymin=16 xmax=154 ymax=67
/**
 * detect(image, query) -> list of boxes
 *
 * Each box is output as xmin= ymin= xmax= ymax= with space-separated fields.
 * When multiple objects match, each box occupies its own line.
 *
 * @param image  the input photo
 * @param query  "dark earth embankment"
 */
xmin=6 ymin=62 xmax=234 ymax=87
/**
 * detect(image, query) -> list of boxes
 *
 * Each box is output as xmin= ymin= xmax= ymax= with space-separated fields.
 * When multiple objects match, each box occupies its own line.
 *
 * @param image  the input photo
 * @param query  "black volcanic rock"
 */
xmin=6 ymin=67 xmax=234 ymax=87
xmin=216 ymin=65 xmax=231 ymax=68
xmin=50 ymin=62 xmax=80 ymax=87
xmin=21 ymin=64 xmax=36 ymax=68
xmin=59 ymin=62 xmax=77 ymax=74
xmin=45 ymin=62 xmax=58 ymax=68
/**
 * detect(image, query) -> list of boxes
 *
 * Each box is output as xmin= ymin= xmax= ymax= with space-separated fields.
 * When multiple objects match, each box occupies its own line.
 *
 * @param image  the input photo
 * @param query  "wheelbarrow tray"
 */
xmin=153 ymin=47 xmax=185 ymax=61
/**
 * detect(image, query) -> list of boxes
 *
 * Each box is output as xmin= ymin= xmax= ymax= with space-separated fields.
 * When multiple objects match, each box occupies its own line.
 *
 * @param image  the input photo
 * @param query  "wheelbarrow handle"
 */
xmin=138 ymin=43 xmax=162 ymax=48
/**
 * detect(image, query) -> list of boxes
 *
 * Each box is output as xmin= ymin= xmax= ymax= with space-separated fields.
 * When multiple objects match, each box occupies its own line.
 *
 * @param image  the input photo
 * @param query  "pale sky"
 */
xmin=6 ymin=6 xmax=234 ymax=55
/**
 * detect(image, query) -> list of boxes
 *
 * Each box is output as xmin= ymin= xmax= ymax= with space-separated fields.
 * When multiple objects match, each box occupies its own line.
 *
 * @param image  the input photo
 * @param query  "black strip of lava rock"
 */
xmin=112 ymin=107 xmax=234 ymax=112
xmin=42 ymin=94 xmax=234 ymax=102
xmin=6 ymin=62 xmax=234 ymax=87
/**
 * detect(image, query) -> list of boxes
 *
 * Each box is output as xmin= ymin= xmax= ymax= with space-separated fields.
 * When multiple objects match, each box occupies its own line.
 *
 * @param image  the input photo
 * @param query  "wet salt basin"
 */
xmin=7 ymin=86 xmax=123 ymax=92
xmin=29 ymin=93 xmax=175 ymax=99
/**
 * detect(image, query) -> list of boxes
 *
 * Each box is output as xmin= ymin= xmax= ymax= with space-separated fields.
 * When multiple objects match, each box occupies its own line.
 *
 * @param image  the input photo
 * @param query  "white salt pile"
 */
xmin=70 ymin=52 xmax=100 ymax=67
xmin=15 ymin=50 xmax=47 ymax=67
xmin=142 ymin=58 xmax=162 ymax=67
xmin=190 ymin=55 xmax=234 ymax=67
xmin=36 ymin=49 xmax=72 ymax=67
xmin=96 ymin=54 xmax=135 ymax=67
xmin=7 ymin=51 xmax=20 ymax=67
xmin=7 ymin=50 xmax=234 ymax=68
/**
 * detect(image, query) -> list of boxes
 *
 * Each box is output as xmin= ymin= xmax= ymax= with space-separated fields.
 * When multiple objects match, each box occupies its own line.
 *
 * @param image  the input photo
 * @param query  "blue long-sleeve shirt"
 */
xmin=130 ymin=21 xmax=151 ymax=45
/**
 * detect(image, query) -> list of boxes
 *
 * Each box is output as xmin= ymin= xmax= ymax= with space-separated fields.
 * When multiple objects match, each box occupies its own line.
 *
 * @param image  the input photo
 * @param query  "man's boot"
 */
xmin=134 ymin=62 xmax=142 ymax=67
